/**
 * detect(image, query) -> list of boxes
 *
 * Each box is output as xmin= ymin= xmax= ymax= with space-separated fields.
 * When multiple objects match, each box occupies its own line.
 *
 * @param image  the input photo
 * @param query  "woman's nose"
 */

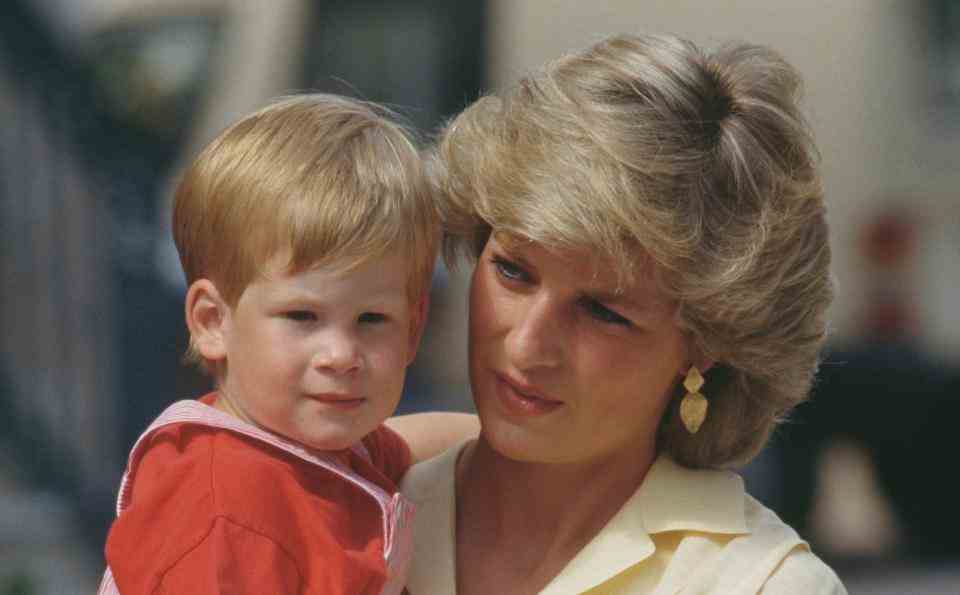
xmin=504 ymin=295 xmax=565 ymax=371
xmin=312 ymin=330 xmax=362 ymax=375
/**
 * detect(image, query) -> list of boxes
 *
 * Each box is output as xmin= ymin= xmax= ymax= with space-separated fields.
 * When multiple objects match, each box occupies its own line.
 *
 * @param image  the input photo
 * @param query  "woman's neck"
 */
xmin=454 ymin=436 xmax=657 ymax=595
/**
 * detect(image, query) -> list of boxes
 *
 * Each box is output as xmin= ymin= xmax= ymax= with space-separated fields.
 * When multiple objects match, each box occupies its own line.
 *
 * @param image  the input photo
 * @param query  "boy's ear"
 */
xmin=406 ymin=292 xmax=430 ymax=365
xmin=185 ymin=279 xmax=230 ymax=362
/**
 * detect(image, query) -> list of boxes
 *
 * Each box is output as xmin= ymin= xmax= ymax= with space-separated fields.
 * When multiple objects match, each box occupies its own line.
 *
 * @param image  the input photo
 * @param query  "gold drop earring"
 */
xmin=680 ymin=366 xmax=708 ymax=434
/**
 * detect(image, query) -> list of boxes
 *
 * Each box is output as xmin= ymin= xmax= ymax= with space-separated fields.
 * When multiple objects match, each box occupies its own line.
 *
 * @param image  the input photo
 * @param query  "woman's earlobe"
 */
xmin=185 ymin=280 xmax=229 ymax=361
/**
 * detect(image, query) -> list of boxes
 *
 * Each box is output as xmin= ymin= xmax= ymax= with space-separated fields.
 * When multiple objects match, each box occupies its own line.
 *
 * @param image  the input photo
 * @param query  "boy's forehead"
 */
xmin=260 ymin=247 xmax=403 ymax=275
xmin=256 ymin=250 xmax=415 ymax=295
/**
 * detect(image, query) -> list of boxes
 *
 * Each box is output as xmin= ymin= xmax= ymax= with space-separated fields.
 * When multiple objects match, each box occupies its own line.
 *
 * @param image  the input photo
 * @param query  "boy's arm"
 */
xmin=385 ymin=411 xmax=480 ymax=464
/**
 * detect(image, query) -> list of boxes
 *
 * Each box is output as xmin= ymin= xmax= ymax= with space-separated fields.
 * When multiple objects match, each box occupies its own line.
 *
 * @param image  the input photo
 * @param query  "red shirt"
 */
xmin=104 ymin=396 xmax=411 ymax=595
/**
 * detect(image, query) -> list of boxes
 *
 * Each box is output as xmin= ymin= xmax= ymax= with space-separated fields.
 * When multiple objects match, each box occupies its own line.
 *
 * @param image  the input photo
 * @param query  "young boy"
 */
xmin=101 ymin=94 xmax=452 ymax=594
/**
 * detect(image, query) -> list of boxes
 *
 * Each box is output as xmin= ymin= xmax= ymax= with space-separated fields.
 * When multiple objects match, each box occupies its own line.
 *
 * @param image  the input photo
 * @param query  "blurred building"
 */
xmin=1 ymin=1 xmax=484 ymax=591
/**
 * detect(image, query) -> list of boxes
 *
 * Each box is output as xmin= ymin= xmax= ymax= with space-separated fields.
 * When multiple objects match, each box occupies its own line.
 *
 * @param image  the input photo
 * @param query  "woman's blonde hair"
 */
xmin=174 ymin=94 xmax=439 ymax=369
xmin=435 ymin=34 xmax=832 ymax=468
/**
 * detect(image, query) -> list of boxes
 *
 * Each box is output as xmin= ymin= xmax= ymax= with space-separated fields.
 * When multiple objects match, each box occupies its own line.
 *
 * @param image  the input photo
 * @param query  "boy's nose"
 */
xmin=312 ymin=333 xmax=362 ymax=375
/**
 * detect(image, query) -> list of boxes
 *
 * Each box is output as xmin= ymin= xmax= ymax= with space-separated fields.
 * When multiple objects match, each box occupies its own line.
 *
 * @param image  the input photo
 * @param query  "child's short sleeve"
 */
xmin=362 ymin=424 xmax=412 ymax=484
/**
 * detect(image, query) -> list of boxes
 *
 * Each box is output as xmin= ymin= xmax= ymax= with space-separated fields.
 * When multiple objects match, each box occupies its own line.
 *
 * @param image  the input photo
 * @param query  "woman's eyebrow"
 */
xmin=589 ymin=287 xmax=671 ymax=316
xmin=590 ymin=289 xmax=645 ymax=310
xmin=493 ymin=244 xmax=535 ymax=269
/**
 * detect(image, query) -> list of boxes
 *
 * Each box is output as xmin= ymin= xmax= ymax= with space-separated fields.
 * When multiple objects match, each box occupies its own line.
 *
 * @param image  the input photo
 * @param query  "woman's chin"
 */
xmin=478 ymin=420 xmax=564 ymax=465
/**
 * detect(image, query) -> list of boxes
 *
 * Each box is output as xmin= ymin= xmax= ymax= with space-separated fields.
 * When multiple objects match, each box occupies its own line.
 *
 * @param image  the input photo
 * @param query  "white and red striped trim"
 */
xmin=98 ymin=399 xmax=414 ymax=595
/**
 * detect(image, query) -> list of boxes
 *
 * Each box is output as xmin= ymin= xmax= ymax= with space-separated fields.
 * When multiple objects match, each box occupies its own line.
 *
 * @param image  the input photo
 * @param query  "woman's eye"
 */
xmin=581 ymin=298 xmax=631 ymax=326
xmin=358 ymin=312 xmax=387 ymax=324
xmin=284 ymin=310 xmax=316 ymax=322
xmin=491 ymin=256 xmax=528 ymax=282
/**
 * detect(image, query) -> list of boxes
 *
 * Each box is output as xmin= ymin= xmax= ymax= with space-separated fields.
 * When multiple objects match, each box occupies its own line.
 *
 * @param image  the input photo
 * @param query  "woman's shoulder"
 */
xmin=739 ymin=493 xmax=804 ymax=549
xmin=399 ymin=440 xmax=467 ymax=595
xmin=730 ymin=495 xmax=846 ymax=594
xmin=400 ymin=437 xmax=468 ymax=501
xmin=758 ymin=544 xmax=847 ymax=594
xmin=641 ymin=460 xmax=846 ymax=594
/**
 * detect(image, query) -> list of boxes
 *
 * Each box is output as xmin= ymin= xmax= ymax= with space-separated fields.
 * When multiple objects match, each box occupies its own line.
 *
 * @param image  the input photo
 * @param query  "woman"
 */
xmin=403 ymin=33 xmax=844 ymax=594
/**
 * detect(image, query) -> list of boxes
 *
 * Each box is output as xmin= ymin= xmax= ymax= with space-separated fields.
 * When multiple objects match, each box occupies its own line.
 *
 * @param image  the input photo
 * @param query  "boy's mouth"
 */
xmin=306 ymin=393 xmax=366 ymax=408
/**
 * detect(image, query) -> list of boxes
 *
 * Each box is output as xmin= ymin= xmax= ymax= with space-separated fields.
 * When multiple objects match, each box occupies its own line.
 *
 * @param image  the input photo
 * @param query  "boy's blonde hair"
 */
xmin=174 ymin=94 xmax=439 ymax=369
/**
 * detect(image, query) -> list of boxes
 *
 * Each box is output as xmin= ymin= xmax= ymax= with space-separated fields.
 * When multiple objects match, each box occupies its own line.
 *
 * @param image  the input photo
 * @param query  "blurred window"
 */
xmin=302 ymin=0 xmax=486 ymax=132
xmin=86 ymin=13 xmax=222 ymax=162
xmin=929 ymin=0 xmax=960 ymax=132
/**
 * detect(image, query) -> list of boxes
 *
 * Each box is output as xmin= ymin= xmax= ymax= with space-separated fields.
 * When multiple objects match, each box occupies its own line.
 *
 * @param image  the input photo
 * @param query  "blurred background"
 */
xmin=1 ymin=0 xmax=958 ymax=593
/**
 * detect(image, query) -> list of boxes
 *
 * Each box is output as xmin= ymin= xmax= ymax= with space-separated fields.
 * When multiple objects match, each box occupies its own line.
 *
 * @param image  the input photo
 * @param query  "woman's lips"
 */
xmin=494 ymin=374 xmax=562 ymax=417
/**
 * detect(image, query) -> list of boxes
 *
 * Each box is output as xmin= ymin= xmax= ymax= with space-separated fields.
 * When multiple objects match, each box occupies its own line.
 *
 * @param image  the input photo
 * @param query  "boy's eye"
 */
xmin=491 ymin=256 xmax=529 ymax=282
xmin=358 ymin=312 xmax=387 ymax=324
xmin=580 ymin=297 xmax=631 ymax=327
xmin=284 ymin=310 xmax=316 ymax=322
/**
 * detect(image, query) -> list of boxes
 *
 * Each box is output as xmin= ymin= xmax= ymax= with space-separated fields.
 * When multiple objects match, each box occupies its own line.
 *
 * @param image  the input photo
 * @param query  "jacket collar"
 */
xmin=540 ymin=455 xmax=748 ymax=595
xmin=403 ymin=447 xmax=749 ymax=595
xmin=639 ymin=456 xmax=748 ymax=534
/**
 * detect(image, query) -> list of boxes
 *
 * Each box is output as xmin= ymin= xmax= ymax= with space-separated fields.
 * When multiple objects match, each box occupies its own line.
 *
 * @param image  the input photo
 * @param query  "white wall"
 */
xmin=486 ymin=0 xmax=960 ymax=358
